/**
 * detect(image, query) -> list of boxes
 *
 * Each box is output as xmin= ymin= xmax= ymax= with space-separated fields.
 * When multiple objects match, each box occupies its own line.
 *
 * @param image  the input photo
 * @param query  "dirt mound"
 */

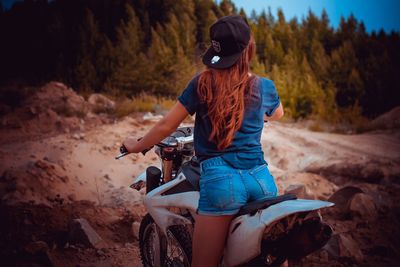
xmin=0 ymin=82 xmax=113 ymax=143
xmin=27 ymin=82 xmax=88 ymax=117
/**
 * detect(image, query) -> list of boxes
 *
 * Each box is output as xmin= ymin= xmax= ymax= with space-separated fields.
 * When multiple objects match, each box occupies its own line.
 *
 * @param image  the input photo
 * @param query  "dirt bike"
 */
xmin=116 ymin=126 xmax=334 ymax=267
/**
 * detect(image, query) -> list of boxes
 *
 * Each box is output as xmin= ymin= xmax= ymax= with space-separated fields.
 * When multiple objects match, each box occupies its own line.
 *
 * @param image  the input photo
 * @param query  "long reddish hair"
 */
xmin=198 ymin=36 xmax=256 ymax=150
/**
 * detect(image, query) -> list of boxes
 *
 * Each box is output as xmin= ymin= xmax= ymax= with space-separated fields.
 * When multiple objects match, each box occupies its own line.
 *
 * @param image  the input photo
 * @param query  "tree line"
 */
xmin=0 ymin=0 xmax=399 ymax=119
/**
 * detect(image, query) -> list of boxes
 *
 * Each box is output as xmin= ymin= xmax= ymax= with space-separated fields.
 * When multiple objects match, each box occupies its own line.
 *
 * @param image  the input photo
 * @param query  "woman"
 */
xmin=123 ymin=15 xmax=284 ymax=267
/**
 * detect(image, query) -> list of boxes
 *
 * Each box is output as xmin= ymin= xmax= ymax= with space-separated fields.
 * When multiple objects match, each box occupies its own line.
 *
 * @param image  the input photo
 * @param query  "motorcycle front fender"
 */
xmin=223 ymin=199 xmax=334 ymax=267
xmin=134 ymin=171 xmax=146 ymax=183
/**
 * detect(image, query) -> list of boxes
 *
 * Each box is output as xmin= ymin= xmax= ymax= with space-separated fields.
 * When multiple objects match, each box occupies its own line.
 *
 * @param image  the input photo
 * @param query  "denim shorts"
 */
xmin=198 ymin=156 xmax=278 ymax=216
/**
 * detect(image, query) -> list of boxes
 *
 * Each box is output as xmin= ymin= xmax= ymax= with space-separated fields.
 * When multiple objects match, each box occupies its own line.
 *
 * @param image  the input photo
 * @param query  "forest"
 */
xmin=0 ymin=0 xmax=399 ymax=121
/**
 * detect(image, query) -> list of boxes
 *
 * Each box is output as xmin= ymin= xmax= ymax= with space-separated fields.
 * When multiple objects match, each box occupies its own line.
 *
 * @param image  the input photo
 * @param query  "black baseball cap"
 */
xmin=202 ymin=15 xmax=251 ymax=69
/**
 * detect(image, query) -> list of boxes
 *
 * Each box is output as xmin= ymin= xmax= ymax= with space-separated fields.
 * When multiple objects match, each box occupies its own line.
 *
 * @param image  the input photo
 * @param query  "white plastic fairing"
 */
xmin=223 ymin=199 xmax=334 ymax=267
xmin=144 ymin=173 xmax=199 ymax=234
xmin=133 ymin=171 xmax=146 ymax=183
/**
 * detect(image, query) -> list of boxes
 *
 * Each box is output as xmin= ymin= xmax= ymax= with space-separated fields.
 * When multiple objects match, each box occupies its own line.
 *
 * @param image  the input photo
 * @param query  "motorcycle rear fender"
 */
xmin=144 ymin=172 xmax=199 ymax=235
xmin=223 ymin=199 xmax=334 ymax=267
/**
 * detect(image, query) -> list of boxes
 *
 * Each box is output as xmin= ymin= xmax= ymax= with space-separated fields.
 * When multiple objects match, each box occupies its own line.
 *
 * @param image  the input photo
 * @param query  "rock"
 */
xmin=339 ymin=235 xmax=364 ymax=262
xmin=328 ymin=186 xmax=364 ymax=212
xmin=349 ymin=193 xmax=377 ymax=219
xmin=24 ymin=241 xmax=49 ymax=254
xmin=96 ymin=249 xmax=106 ymax=256
xmin=35 ymin=160 xmax=50 ymax=170
xmin=360 ymin=165 xmax=385 ymax=183
xmin=131 ymin=222 xmax=140 ymax=240
xmin=88 ymin=94 xmax=115 ymax=113
xmin=68 ymin=218 xmax=105 ymax=248
xmin=143 ymin=112 xmax=163 ymax=122
xmin=323 ymin=234 xmax=364 ymax=263
xmin=284 ymin=183 xmax=315 ymax=199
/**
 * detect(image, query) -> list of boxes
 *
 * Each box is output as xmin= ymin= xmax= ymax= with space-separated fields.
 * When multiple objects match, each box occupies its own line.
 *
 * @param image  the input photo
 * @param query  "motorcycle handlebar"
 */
xmin=115 ymin=138 xmax=153 ymax=160
xmin=115 ymin=135 xmax=193 ymax=160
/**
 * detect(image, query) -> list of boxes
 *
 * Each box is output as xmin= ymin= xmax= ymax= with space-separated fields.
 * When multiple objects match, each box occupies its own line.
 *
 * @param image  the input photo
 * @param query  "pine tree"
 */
xmin=107 ymin=4 xmax=144 ymax=94
xmin=96 ymin=35 xmax=117 ymax=91
xmin=330 ymin=41 xmax=360 ymax=107
xmin=219 ymin=0 xmax=237 ymax=16
xmin=178 ymin=13 xmax=197 ymax=57
xmin=74 ymin=9 xmax=101 ymax=91
xmin=194 ymin=0 xmax=216 ymax=50
xmin=145 ymin=27 xmax=194 ymax=96
xmin=310 ymin=39 xmax=330 ymax=84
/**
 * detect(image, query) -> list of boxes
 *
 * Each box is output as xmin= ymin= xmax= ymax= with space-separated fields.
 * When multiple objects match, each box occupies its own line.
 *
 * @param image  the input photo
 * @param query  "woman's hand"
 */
xmin=122 ymin=136 xmax=142 ymax=153
xmin=121 ymin=101 xmax=190 ymax=155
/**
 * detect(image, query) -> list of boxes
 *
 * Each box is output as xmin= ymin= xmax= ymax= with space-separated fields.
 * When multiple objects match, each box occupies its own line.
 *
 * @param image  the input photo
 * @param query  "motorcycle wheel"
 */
xmin=139 ymin=214 xmax=192 ymax=267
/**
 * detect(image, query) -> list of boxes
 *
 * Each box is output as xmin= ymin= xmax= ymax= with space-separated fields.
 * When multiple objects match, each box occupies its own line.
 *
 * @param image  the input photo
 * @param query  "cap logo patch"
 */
xmin=212 ymin=40 xmax=221 ymax=52
xmin=211 ymin=56 xmax=220 ymax=64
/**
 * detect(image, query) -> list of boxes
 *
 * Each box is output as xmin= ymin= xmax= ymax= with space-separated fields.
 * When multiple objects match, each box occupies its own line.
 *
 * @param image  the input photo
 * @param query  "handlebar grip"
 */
xmin=120 ymin=145 xmax=129 ymax=154
xmin=115 ymin=145 xmax=129 ymax=159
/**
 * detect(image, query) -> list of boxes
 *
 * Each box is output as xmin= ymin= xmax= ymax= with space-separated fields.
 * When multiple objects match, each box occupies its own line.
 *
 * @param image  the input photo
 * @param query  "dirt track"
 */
xmin=1 ymin=83 xmax=400 ymax=266
xmin=2 ymin=117 xmax=399 ymax=207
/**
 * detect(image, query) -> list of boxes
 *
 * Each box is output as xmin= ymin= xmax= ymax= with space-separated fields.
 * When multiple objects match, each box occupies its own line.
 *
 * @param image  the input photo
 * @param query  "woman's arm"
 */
xmin=123 ymin=101 xmax=190 ymax=153
xmin=264 ymin=102 xmax=284 ymax=121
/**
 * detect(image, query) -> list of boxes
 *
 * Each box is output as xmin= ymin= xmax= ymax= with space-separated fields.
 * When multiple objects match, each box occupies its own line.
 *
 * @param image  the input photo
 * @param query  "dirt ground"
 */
xmin=1 ymin=82 xmax=399 ymax=266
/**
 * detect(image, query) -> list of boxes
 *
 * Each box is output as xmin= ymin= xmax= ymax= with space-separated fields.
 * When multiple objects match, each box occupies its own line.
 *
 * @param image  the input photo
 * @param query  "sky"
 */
xmin=2 ymin=0 xmax=400 ymax=33
xmin=231 ymin=0 xmax=400 ymax=33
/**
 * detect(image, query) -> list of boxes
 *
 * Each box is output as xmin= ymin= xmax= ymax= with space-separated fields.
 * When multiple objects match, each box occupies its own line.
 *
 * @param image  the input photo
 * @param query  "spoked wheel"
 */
xmin=164 ymin=224 xmax=192 ymax=267
xmin=139 ymin=214 xmax=192 ymax=267
xmin=139 ymin=214 xmax=162 ymax=267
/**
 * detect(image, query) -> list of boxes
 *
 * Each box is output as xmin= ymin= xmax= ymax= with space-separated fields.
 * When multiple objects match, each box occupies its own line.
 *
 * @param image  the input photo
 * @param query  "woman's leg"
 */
xmin=192 ymin=214 xmax=234 ymax=267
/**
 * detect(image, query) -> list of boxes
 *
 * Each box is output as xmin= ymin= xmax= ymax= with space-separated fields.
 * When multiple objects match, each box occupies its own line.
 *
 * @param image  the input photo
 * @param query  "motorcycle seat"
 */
xmin=236 ymin=194 xmax=297 ymax=217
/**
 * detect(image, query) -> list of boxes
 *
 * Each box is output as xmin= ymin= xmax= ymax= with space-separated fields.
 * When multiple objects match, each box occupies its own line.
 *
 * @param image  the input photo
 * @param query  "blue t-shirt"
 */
xmin=177 ymin=75 xmax=280 ymax=169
